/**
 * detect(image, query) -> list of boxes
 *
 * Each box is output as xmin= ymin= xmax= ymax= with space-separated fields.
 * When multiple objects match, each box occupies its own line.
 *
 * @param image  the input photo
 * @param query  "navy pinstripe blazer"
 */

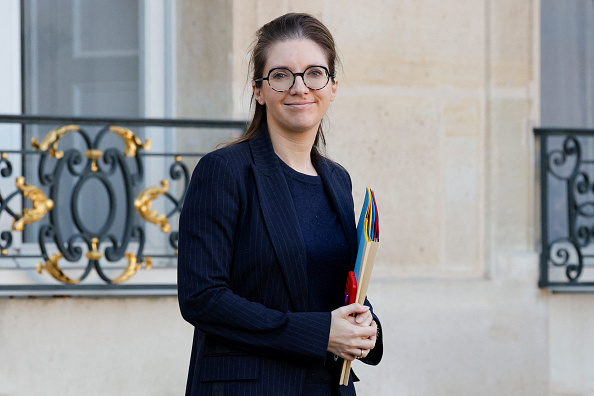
xmin=178 ymin=129 xmax=382 ymax=396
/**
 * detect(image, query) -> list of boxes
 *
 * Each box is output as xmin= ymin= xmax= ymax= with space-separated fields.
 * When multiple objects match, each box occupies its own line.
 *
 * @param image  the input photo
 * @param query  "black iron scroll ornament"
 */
xmin=545 ymin=136 xmax=583 ymax=282
xmin=539 ymin=132 xmax=594 ymax=288
xmin=0 ymin=125 xmax=189 ymax=284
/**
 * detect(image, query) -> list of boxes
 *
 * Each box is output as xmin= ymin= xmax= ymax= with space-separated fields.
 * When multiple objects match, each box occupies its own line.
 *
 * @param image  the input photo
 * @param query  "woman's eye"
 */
xmin=307 ymin=68 xmax=324 ymax=77
xmin=271 ymin=72 xmax=289 ymax=80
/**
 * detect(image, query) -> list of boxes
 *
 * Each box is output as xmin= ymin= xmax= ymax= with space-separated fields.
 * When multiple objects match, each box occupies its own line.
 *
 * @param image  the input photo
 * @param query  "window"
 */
xmin=0 ymin=0 xmax=185 ymax=296
xmin=538 ymin=0 xmax=594 ymax=290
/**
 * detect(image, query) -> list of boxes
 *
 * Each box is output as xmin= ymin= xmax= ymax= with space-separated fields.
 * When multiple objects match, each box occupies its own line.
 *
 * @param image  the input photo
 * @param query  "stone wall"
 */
xmin=0 ymin=298 xmax=191 ymax=395
xmin=4 ymin=1 xmax=594 ymax=395
xmin=226 ymin=1 xmax=550 ymax=394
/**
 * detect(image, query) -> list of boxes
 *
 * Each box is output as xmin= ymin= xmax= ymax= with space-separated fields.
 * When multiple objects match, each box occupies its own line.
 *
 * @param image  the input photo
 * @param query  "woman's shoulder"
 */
xmin=198 ymin=140 xmax=252 ymax=170
xmin=317 ymin=155 xmax=350 ymax=179
xmin=315 ymin=155 xmax=352 ymax=193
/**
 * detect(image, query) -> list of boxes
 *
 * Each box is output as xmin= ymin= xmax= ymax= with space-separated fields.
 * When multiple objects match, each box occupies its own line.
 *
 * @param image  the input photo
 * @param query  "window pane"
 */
xmin=22 ymin=0 xmax=141 ymax=241
xmin=541 ymin=0 xmax=594 ymax=128
xmin=23 ymin=0 xmax=140 ymax=117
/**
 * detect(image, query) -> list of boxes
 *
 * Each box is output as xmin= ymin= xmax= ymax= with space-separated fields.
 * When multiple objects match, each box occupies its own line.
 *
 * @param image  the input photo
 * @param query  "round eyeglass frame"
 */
xmin=254 ymin=65 xmax=336 ymax=92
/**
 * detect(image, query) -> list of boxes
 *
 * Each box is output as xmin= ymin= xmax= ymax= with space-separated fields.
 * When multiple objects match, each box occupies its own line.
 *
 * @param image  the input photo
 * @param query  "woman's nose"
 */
xmin=289 ymin=75 xmax=309 ymax=94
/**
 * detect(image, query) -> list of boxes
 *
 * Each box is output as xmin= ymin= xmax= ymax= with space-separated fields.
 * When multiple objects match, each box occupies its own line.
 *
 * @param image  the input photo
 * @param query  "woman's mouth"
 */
xmin=285 ymin=102 xmax=314 ymax=109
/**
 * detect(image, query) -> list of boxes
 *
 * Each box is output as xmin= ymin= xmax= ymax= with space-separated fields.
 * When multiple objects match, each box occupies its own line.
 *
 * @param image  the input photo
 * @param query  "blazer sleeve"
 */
xmin=362 ymin=298 xmax=383 ymax=365
xmin=177 ymin=153 xmax=331 ymax=363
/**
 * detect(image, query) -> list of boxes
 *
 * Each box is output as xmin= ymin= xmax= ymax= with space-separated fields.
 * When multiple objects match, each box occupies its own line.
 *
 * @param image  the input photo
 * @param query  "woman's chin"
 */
xmin=284 ymin=118 xmax=323 ymax=134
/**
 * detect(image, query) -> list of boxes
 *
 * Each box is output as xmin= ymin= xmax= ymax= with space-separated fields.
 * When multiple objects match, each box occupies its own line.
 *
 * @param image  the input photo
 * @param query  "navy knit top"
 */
xmin=279 ymin=158 xmax=351 ymax=394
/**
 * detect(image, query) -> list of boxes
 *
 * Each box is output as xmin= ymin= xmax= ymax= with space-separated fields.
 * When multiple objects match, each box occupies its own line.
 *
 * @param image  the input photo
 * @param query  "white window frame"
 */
xmin=0 ymin=0 xmax=179 ymax=296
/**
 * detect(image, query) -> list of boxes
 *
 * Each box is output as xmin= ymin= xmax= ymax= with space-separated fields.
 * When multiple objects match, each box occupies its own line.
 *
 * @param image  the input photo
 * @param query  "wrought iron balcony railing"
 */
xmin=0 ymin=114 xmax=246 ymax=296
xmin=536 ymin=128 xmax=594 ymax=291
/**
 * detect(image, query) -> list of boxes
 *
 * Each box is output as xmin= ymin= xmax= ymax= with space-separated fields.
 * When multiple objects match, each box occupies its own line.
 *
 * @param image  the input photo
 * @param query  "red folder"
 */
xmin=344 ymin=271 xmax=357 ymax=306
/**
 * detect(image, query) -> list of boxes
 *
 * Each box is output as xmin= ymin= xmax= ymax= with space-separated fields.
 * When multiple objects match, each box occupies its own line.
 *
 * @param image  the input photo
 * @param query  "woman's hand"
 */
xmin=347 ymin=308 xmax=377 ymax=358
xmin=348 ymin=308 xmax=373 ymax=327
xmin=328 ymin=303 xmax=378 ymax=361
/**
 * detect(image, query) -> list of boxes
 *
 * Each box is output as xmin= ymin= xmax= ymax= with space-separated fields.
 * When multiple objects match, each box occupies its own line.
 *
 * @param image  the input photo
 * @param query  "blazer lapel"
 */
xmin=249 ymin=131 xmax=309 ymax=312
xmin=316 ymin=158 xmax=358 ymax=267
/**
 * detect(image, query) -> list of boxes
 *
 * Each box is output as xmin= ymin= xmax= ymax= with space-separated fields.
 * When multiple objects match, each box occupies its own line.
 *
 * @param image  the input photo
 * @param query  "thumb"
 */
xmin=341 ymin=303 xmax=369 ymax=316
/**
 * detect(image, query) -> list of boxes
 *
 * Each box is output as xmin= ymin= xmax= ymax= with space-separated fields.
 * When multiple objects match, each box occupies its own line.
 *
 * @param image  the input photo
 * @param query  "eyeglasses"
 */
xmin=254 ymin=65 xmax=335 ymax=92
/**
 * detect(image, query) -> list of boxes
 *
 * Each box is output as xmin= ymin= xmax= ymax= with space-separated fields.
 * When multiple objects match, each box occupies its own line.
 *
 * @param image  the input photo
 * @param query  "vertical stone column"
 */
xmin=176 ymin=0 xmax=235 ymax=156
xmin=485 ymin=0 xmax=539 ymax=280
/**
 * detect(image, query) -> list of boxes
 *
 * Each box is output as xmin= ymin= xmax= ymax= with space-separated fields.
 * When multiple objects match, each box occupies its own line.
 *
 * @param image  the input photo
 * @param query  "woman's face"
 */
xmin=253 ymin=39 xmax=337 ymax=139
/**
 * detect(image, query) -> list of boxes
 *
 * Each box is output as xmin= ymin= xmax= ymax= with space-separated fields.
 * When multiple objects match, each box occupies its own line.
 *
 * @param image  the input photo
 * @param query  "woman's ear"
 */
xmin=330 ymin=79 xmax=338 ymax=102
xmin=253 ymin=82 xmax=265 ymax=105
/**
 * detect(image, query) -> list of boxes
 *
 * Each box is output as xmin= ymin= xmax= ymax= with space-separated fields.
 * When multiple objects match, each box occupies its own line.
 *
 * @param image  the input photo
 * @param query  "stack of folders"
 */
xmin=339 ymin=187 xmax=380 ymax=386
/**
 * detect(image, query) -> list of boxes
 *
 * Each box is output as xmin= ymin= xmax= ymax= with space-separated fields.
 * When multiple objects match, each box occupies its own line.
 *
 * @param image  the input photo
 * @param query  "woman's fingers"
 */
xmin=369 ymin=320 xmax=378 ymax=343
xmin=328 ymin=305 xmax=377 ymax=360
xmin=346 ymin=310 xmax=374 ymax=329
xmin=346 ymin=348 xmax=371 ymax=361
xmin=358 ymin=336 xmax=376 ymax=350
xmin=345 ymin=348 xmax=369 ymax=361
xmin=343 ymin=305 xmax=373 ymax=327
xmin=344 ymin=353 xmax=357 ymax=362
xmin=356 ymin=311 xmax=373 ymax=327
xmin=355 ymin=310 xmax=370 ymax=324
xmin=339 ymin=303 xmax=369 ymax=317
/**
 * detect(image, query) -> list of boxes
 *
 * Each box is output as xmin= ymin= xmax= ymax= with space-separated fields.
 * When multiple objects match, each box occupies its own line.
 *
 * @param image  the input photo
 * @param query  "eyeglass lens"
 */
xmin=268 ymin=66 xmax=330 ymax=92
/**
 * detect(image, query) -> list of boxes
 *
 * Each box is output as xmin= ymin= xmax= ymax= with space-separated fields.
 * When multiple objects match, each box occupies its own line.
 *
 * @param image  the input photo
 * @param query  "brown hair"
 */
xmin=227 ymin=13 xmax=339 ymax=158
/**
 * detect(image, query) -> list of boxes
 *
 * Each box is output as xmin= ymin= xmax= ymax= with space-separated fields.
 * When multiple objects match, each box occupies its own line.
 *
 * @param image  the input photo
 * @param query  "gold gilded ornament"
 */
xmin=134 ymin=180 xmax=171 ymax=233
xmin=111 ymin=253 xmax=152 ymax=284
xmin=84 ymin=149 xmax=103 ymax=172
xmin=109 ymin=126 xmax=151 ymax=157
xmin=12 ymin=177 xmax=54 ymax=231
xmin=86 ymin=238 xmax=102 ymax=261
xmin=31 ymin=125 xmax=80 ymax=158
xmin=36 ymin=253 xmax=80 ymax=284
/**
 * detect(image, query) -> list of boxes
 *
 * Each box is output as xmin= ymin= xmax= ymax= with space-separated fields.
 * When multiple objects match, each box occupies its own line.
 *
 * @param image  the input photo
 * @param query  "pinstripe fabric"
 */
xmin=178 ymin=130 xmax=381 ymax=396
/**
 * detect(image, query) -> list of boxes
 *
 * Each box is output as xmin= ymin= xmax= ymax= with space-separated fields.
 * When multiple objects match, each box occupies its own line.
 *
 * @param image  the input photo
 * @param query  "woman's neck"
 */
xmin=268 ymin=126 xmax=318 ymax=176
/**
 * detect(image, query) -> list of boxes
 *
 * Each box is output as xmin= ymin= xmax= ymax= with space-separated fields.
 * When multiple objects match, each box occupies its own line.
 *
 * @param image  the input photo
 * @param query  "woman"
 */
xmin=178 ymin=13 xmax=383 ymax=396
